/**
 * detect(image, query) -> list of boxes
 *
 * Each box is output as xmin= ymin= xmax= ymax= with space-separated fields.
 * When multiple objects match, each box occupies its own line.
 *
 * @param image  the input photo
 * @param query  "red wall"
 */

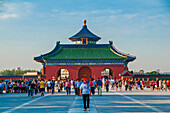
xmin=46 ymin=64 xmax=125 ymax=80
xmin=0 ymin=77 xmax=37 ymax=79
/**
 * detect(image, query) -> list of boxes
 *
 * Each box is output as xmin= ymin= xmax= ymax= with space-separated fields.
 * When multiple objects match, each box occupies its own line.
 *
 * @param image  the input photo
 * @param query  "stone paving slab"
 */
xmin=0 ymin=90 xmax=170 ymax=113
xmin=68 ymin=96 xmax=97 ymax=113
xmin=92 ymin=90 xmax=170 ymax=113
xmin=0 ymin=92 xmax=75 ymax=113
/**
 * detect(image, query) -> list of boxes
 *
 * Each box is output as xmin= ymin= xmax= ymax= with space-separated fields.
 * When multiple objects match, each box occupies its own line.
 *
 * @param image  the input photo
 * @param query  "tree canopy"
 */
xmin=146 ymin=71 xmax=160 ymax=75
xmin=0 ymin=69 xmax=38 ymax=76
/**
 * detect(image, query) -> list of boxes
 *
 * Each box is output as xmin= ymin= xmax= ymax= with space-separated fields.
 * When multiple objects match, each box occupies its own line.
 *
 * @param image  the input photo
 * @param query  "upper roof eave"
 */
xmin=34 ymin=41 xmax=61 ymax=63
xmin=69 ymin=25 xmax=101 ymax=41
xmin=69 ymin=37 xmax=101 ymax=41
xmin=109 ymin=41 xmax=136 ymax=62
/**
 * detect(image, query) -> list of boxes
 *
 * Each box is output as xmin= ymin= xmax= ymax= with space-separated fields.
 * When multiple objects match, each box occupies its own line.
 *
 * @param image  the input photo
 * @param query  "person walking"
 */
xmin=28 ymin=80 xmax=32 ymax=96
xmin=51 ymin=80 xmax=55 ymax=94
xmin=30 ymin=81 xmax=35 ymax=98
xmin=40 ymin=79 xmax=45 ymax=96
xmin=105 ymin=79 xmax=110 ymax=92
xmin=89 ymin=79 xmax=93 ymax=92
xmin=163 ymin=80 xmax=167 ymax=91
xmin=167 ymin=80 xmax=170 ymax=91
xmin=0 ymin=80 xmax=3 ymax=94
xmin=92 ymin=79 xmax=96 ymax=95
xmin=118 ymin=79 xmax=122 ymax=91
xmin=47 ymin=80 xmax=51 ymax=93
xmin=77 ymin=79 xmax=81 ymax=96
xmin=66 ymin=80 xmax=71 ymax=95
xmin=96 ymin=77 xmax=102 ymax=96
xmin=5 ymin=81 xmax=9 ymax=93
xmin=125 ymin=80 xmax=128 ymax=91
xmin=115 ymin=80 xmax=118 ymax=91
xmin=129 ymin=79 xmax=133 ymax=91
xmin=110 ymin=79 xmax=114 ymax=90
xmin=159 ymin=80 xmax=163 ymax=91
xmin=35 ymin=81 xmax=38 ymax=95
xmin=74 ymin=80 xmax=78 ymax=95
xmin=80 ymin=79 xmax=91 ymax=111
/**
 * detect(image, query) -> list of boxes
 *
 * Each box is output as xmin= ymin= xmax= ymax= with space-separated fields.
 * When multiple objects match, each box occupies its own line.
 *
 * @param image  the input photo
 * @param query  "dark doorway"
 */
xmin=78 ymin=66 xmax=92 ymax=80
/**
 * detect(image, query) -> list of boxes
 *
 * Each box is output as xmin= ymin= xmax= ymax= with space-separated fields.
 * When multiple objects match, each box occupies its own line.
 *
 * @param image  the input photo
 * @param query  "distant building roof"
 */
xmin=24 ymin=72 xmax=38 ymax=76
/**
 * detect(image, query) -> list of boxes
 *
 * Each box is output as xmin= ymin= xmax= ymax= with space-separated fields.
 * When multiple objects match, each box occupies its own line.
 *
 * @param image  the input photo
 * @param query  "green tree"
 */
xmin=0 ymin=69 xmax=39 ymax=76
xmin=146 ymin=71 xmax=159 ymax=75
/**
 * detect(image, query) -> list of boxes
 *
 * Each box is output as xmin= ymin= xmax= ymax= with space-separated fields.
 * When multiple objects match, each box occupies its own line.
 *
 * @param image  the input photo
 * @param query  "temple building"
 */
xmin=34 ymin=20 xmax=136 ymax=80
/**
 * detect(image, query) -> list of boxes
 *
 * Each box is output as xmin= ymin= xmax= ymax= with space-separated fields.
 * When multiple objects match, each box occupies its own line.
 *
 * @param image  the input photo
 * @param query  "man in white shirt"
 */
xmin=80 ymin=80 xmax=91 ymax=111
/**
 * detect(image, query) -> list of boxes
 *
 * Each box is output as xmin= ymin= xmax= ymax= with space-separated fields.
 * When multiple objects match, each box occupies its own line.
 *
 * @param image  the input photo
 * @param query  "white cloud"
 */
xmin=51 ymin=9 xmax=123 ymax=16
xmin=121 ymin=14 xmax=138 ymax=19
xmin=90 ymin=9 xmax=123 ymax=14
xmin=0 ymin=2 xmax=33 ymax=19
xmin=0 ymin=13 xmax=18 ymax=19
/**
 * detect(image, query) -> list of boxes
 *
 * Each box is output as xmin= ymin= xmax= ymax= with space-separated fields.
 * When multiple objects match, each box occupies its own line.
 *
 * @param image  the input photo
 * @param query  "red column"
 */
xmin=42 ymin=65 xmax=45 ymax=75
xmin=124 ymin=66 xmax=128 ymax=71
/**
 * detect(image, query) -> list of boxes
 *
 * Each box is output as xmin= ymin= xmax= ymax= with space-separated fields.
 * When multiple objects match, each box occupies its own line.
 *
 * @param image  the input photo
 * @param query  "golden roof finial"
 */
xmin=83 ymin=20 xmax=86 ymax=26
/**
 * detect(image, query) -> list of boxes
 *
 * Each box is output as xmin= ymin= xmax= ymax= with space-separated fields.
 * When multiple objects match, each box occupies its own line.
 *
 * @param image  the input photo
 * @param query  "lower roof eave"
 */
xmin=43 ymin=58 xmax=126 ymax=60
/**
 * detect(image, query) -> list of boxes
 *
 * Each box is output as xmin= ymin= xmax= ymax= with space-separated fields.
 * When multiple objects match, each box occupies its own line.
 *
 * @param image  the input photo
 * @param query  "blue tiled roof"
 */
xmin=61 ymin=44 xmax=109 ymax=48
xmin=69 ymin=25 xmax=101 ymax=41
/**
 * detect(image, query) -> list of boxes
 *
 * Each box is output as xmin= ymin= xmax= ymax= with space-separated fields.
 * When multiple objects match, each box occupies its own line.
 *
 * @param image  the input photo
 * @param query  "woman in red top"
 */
xmin=89 ymin=80 xmax=93 ymax=88
xmin=167 ymin=80 xmax=170 ymax=91
xmin=66 ymin=80 xmax=71 ymax=95
xmin=105 ymin=79 xmax=110 ymax=92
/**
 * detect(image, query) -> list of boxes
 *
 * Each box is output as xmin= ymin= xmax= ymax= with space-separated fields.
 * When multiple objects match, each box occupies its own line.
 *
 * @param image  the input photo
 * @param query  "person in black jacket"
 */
xmin=30 ymin=81 xmax=35 ymax=98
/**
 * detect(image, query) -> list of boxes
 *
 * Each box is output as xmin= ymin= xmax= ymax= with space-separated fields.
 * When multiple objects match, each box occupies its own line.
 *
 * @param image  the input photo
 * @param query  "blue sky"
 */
xmin=0 ymin=0 xmax=170 ymax=73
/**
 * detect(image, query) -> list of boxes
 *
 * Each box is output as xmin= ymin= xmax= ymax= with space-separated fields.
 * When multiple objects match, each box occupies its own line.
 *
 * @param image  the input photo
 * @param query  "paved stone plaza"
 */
xmin=0 ymin=89 xmax=170 ymax=113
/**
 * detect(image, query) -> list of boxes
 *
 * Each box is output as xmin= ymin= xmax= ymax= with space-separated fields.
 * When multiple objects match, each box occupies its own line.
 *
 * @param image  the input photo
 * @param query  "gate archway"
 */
xmin=101 ymin=68 xmax=114 ymax=79
xmin=78 ymin=66 xmax=92 ymax=80
xmin=56 ymin=68 xmax=69 ymax=80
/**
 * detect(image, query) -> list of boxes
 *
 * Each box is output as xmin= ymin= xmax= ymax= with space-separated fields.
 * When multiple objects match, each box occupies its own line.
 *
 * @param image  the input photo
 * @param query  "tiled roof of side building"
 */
xmin=43 ymin=47 xmax=127 ymax=60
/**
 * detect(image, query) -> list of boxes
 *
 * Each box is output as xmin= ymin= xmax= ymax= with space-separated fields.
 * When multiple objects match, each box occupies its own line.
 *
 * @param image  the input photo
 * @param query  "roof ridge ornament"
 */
xmin=56 ymin=41 xmax=60 ymax=45
xmin=83 ymin=20 xmax=86 ymax=26
xmin=109 ymin=41 xmax=113 ymax=45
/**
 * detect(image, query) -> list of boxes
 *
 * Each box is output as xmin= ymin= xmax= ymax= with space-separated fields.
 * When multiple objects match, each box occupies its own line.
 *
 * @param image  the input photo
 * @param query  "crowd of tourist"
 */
xmin=0 ymin=78 xmax=169 ymax=97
